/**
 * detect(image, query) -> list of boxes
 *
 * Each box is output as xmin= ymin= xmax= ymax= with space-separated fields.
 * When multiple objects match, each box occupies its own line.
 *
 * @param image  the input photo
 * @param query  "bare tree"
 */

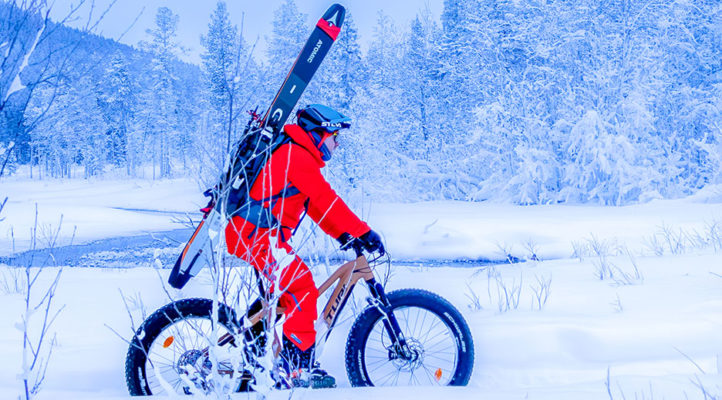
xmin=18 ymin=206 xmax=70 ymax=400
xmin=0 ymin=0 xmax=116 ymax=177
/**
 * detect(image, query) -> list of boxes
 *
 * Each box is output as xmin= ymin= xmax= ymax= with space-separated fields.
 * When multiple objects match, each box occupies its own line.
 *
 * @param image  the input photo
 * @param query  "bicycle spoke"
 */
xmin=411 ymin=306 xmax=421 ymax=337
xmin=402 ymin=308 xmax=411 ymax=339
xmin=419 ymin=318 xmax=444 ymax=343
xmin=365 ymin=355 xmax=391 ymax=365
xmin=377 ymin=367 xmax=398 ymax=386
xmin=420 ymin=332 xmax=450 ymax=350
xmin=148 ymin=351 xmax=177 ymax=367
xmin=409 ymin=366 xmax=420 ymax=385
xmin=424 ymin=341 xmax=456 ymax=353
xmin=420 ymin=363 xmax=438 ymax=384
xmin=420 ymin=309 xmax=430 ymax=336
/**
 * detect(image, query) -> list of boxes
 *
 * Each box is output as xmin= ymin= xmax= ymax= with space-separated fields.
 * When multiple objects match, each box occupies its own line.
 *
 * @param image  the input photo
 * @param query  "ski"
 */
xmin=169 ymin=4 xmax=346 ymax=289
xmin=262 ymin=4 xmax=345 ymax=133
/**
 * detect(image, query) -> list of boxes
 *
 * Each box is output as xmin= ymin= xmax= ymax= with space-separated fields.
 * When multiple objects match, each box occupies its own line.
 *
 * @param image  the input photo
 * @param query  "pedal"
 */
xmin=236 ymin=370 xmax=255 ymax=392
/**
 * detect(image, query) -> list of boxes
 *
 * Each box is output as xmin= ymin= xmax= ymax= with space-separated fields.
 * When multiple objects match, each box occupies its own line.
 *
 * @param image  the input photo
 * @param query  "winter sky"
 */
xmin=49 ymin=0 xmax=443 ymax=64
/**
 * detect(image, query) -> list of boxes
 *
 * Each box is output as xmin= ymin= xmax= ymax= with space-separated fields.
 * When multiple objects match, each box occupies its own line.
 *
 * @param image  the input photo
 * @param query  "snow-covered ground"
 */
xmin=1 ymin=177 xmax=722 ymax=399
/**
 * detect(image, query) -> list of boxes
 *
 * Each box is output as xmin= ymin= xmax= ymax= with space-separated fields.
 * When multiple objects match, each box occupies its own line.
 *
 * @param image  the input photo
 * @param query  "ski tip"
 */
xmin=318 ymin=4 xmax=345 ymax=39
xmin=323 ymin=4 xmax=345 ymax=26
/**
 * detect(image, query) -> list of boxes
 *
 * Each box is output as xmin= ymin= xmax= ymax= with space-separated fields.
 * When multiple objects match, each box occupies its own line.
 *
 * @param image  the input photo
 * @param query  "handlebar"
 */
xmin=338 ymin=233 xmax=386 ymax=259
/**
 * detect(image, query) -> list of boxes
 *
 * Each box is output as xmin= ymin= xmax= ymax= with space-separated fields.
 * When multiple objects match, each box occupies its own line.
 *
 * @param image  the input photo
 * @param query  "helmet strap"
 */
xmin=319 ymin=142 xmax=332 ymax=161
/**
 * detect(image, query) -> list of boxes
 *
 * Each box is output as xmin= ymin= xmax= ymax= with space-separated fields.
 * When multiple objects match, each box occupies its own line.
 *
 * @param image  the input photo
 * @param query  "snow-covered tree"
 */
xmin=201 ymin=1 xmax=258 ymax=158
xmin=31 ymin=72 xmax=106 ymax=178
xmin=265 ymin=0 xmax=307 ymax=101
xmin=402 ymin=12 xmax=441 ymax=159
xmin=3 ymin=0 xmax=720 ymax=206
xmin=0 ymin=0 xmax=93 ymax=177
xmin=315 ymin=12 xmax=368 ymax=194
xmin=142 ymin=6 xmax=182 ymax=179
xmin=97 ymin=51 xmax=137 ymax=171
xmin=334 ymin=12 xmax=408 ymax=200
xmin=314 ymin=12 xmax=363 ymax=113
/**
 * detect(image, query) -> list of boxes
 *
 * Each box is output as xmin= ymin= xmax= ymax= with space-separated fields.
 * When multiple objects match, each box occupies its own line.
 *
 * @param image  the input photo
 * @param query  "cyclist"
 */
xmin=224 ymin=104 xmax=385 ymax=388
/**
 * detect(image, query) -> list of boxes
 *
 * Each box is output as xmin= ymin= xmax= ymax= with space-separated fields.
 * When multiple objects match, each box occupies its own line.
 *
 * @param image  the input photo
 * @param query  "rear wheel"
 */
xmin=124 ymin=298 xmax=240 ymax=396
xmin=345 ymin=289 xmax=474 ymax=386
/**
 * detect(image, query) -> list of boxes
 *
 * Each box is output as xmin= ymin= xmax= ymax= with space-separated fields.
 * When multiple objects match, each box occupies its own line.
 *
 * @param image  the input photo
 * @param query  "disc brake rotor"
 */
xmin=389 ymin=338 xmax=425 ymax=371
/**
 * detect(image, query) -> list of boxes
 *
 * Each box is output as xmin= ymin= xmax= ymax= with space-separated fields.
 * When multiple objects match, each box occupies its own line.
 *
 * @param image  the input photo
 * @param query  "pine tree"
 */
xmin=31 ymin=73 xmax=106 ymax=178
xmin=403 ymin=12 xmax=441 ymax=159
xmin=199 ymin=1 xmax=261 ymax=181
xmin=313 ymin=12 xmax=363 ymax=112
xmin=202 ymin=1 xmax=238 ymax=154
xmin=650 ymin=0 xmax=722 ymax=192
xmin=343 ymin=12 xmax=409 ymax=199
xmin=98 ymin=51 xmax=137 ymax=172
xmin=317 ymin=12 xmax=367 ymax=193
xmin=143 ymin=6 xmax=181 ymax=179
xmin=266 ymin=0 xmax=307 ymax=100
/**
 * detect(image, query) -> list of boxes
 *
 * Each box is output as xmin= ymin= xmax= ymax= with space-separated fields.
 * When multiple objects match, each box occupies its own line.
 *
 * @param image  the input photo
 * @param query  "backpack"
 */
xmin=168 ymin=123 xmax=293 ymax=289
xmin=216 ymin=126 xmax=297 ymax=228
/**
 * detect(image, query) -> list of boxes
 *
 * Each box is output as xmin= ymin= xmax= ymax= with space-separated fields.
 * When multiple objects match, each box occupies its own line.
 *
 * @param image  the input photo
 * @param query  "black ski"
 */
xmin=168 ymin=4 xmax=346 ymax=289
xmin=262 ymin=4 xmax=345 ymax=132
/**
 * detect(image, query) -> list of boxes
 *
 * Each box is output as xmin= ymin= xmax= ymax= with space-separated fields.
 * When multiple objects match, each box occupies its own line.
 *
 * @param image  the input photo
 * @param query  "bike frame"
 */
xmin=217 ymin=254 xmax=410 ymax=359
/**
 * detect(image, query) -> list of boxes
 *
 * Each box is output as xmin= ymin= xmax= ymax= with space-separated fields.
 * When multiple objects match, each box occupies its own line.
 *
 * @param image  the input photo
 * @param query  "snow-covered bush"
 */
xmin=15 ymin=209 xmax=65 ymax=400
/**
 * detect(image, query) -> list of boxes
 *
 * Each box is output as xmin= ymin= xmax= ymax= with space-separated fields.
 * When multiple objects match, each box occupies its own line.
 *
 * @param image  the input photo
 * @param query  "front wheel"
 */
xmin=345 ymin=289 xmax=474 ymax=386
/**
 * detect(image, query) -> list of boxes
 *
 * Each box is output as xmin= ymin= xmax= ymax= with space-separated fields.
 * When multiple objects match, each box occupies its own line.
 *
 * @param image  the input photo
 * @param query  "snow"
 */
xmin=1 ymin=177 xmax=722 ymax=399
xmin=0 ymin=178 xmax=204 ymax=256
xmin=4 ymin=177 xmax=722 ymax=261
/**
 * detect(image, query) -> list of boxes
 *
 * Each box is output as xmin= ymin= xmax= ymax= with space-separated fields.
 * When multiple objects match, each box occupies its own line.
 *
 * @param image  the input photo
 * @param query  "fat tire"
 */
xmin=124 ymin=298 xmax=238 ymax=396
xmin=344 ymin=289 xmax=474 ymax=386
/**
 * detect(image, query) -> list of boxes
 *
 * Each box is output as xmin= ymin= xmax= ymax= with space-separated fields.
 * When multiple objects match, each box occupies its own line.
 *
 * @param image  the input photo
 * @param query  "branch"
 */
xmin=3 ymin=9 xmax=46 ymax=102
xmin=673 ymin=346 xmax=706 ymax=375
xmin=20 ymin=201 xmax=66 ymax=399
xmin=0 ymin=0 xmax=118 ymax=178
xmin=0 ymin=196 xmax=7 ymax=221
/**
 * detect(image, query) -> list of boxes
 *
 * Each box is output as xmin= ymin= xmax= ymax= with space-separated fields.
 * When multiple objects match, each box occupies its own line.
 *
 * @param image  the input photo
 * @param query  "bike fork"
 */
xmin=365 ymin=278 xmax=409 ymax=354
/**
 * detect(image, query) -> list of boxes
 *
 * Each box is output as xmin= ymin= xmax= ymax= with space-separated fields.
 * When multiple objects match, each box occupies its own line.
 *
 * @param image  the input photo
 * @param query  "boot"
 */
xmin=280 ymin=336 xmax=336 ymax=389
xmin=238 ymin=299 xmax=266 ymax=392
xmin=244 ymin=299 xmax=266 ymax=353
xmin=306 ymin=364 xmax=336 ymax=389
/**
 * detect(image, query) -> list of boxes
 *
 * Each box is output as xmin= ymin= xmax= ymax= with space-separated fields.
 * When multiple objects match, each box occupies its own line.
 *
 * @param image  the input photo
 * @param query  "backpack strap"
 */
xmin=291 ymin=198 xmax=311 ymax=237
xmin=239 ymin=182 xmax=300 ymax=238
xmin=228 ymin=136 xmax=313 ymax=239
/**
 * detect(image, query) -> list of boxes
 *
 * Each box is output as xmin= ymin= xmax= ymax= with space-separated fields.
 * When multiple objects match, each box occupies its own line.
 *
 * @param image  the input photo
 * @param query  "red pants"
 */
xmin=225 ymin=217 xmax=318 ymax=351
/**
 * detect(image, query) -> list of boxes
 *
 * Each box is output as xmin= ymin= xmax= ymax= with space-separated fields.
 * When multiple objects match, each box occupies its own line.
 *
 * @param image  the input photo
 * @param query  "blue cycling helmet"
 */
xmin=296 ymin=104 xmax=351 ymax=161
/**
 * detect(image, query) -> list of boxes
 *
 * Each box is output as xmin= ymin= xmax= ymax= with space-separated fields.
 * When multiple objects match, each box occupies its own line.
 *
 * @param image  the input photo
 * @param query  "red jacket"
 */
xmin=247 ymin=124 xmax=370 ymax=240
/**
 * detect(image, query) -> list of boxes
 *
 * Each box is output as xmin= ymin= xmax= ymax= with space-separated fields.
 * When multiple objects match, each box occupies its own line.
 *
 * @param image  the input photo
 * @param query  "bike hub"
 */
xmin=389 ymin=338 xmax=424 ymax=371
xmin=176 ymin=349 xmax=212 ymax=375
